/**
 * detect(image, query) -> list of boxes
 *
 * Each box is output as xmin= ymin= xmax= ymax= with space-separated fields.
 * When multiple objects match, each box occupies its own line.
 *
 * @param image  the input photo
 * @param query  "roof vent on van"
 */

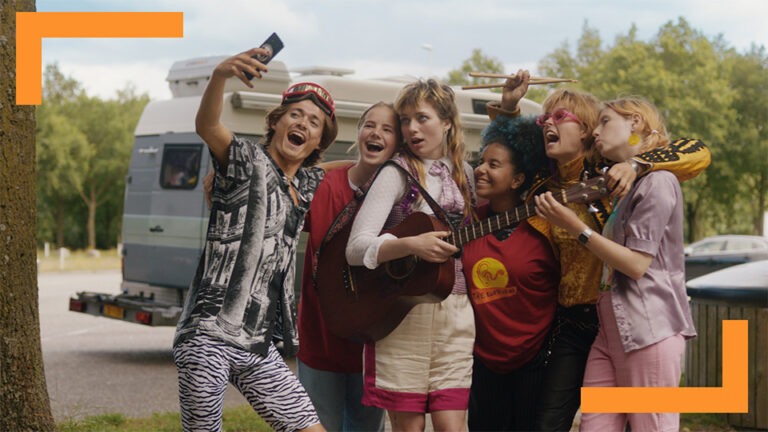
xmin=166 ymin=56 xmax=291 ymax=98
xmin=292 ymin=66 xmax=355 ymax=77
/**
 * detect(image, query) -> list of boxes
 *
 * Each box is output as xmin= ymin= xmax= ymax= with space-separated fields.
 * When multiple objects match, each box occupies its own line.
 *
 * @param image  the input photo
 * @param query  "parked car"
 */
xmin=685 ymin=235 xmax=768 ymax=280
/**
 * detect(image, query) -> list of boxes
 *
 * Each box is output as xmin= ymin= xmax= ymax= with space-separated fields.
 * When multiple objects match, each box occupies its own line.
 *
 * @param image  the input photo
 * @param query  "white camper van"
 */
xmin=68 ymin=56 xmax=542 ymax=326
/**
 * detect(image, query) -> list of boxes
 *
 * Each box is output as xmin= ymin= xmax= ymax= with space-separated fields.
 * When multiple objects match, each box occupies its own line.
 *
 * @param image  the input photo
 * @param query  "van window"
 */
xmin=472 ymin=99 xmax=493 ymax=115
xmin=160 ymin=144 xmax=203 ymax=189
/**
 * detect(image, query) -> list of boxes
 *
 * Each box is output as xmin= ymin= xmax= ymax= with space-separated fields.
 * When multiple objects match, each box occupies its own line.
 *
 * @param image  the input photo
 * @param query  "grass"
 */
xmin=37 ymin=248 xmax=121 ymax=272
xmin=680 ymin=413 xmax=735 ymax=431
xmin=57 ymin=405 xmax=273 ymax=432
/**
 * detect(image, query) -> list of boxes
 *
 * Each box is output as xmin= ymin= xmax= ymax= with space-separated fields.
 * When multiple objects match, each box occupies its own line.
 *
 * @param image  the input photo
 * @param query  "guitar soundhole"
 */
xmin=385 ymin=256 xmax=418 ymax=280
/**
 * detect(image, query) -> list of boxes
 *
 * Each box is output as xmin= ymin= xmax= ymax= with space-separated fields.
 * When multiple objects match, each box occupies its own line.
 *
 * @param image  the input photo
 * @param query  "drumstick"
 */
xmin=468 ymin=72 xmax=577 ymax=83
xmin=461 ymin=79 xmax=575 ymax=90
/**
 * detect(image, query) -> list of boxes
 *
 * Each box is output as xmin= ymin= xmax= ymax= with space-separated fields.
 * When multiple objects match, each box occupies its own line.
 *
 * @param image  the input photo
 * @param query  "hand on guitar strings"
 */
xmin=534 ymin=192 xmax=585 ymax=237
xmin=408 ymin=231 xmax=460 ymax=263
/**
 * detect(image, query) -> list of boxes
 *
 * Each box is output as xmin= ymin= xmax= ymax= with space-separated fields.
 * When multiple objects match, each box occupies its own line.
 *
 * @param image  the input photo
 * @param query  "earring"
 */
xmin=628 ymin=133 xmax=640 ymax=146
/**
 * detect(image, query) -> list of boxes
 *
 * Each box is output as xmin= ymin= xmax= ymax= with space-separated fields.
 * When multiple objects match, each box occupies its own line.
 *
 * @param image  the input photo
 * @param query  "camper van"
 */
xmin=68 ymin=56 xmax=542 ymax=326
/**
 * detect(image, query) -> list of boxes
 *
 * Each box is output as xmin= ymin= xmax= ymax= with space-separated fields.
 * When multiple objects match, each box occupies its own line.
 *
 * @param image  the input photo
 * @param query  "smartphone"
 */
xmin=244 ymin=32 xmax=284 ymax=80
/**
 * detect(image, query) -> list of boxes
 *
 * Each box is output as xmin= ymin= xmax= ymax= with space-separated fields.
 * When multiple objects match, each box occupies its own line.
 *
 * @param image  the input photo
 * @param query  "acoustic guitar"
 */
xmin=315 ymin=176 xmax=608 ymax=343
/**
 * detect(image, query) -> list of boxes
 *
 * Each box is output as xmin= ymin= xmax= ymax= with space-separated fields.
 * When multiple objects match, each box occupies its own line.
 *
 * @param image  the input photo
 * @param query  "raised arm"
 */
xmin=195 ymin=48 xmax=270 ymax=168
xmin=485 ymin=69 xmax=529 ymax=121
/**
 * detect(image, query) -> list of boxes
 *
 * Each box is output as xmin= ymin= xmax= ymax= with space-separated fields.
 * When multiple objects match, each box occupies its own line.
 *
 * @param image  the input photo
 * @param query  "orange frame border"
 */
xmin=582 ymin=320 xmax=748 ymax=413
xmin=16 ymin=12 xmax=183 ymax=105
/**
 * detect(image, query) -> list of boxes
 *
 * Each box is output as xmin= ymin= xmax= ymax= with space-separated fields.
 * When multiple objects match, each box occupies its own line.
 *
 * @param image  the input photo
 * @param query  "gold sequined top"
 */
xmin=546 ymin=157 xmax=612 ymax=306
xmin=526 ymin=139 xmax=711 ymax=307
xmin=485 ymin=101 xmax=712 ymax=307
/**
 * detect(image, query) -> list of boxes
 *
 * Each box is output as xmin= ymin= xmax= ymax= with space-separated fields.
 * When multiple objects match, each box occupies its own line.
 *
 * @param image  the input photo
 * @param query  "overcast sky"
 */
xmin=38 ymin=0 xmax=768 ymax=101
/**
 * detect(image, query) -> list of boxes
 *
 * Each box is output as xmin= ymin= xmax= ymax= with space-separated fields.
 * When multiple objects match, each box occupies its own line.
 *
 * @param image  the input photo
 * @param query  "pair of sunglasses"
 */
xmin=282 ymin=82 xmax=335 ymax=118
xmin=536 ymin=108 xmax=580 ymax=127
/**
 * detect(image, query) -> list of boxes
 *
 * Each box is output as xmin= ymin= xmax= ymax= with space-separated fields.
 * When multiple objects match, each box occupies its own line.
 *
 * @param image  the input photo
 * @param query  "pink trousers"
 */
xmin=579 ymin=291 xmax=685 ymax=432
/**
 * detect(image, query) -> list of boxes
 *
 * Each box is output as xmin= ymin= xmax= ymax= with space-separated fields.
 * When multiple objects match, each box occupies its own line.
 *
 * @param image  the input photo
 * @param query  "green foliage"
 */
xmin=446 ymin=48 xmax=505 ymax=91
xmin=537 ymin=18 xmax=768 ymax=239
xmin=57 ymin=406 xmax=272 ymax=432
xmin=36 ymin=64 xmax=150 ymax=249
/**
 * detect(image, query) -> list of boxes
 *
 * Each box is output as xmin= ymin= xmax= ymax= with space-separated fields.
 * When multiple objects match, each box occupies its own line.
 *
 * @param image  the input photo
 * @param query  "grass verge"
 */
xmin=37 ymin=248 xmax=121 ymax=272
xmin=57 ymin=405 xmax=273 ymax=432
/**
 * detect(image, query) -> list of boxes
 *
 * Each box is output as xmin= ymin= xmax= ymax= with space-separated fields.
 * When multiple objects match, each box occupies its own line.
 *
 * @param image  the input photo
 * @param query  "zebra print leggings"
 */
xmin=173 ymin=333 xmax=320 ymax=432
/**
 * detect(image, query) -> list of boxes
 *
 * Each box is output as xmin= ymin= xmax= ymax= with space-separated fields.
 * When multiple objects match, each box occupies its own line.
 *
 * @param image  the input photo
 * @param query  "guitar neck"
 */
xmin=448 ymin=189 xmax=568 ymax=246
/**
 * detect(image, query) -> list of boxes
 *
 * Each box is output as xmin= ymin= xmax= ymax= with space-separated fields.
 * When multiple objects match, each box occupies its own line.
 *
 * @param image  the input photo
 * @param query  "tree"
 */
xmin=537 ymin=18 xmax=760 ymax=241
xmin=69 ymin=88 xmax=148 ymax=250
xmin=723 ymin=45 xmax=768 ymax=236
xmin=0 ymin=0 xmax=56 ymax=430
xmin=36 ymin=64 xmax=89 ymax=248
xmin=446 ymin=48 xmax=505 ymax=89
xmin=36 ymin=75 xmax=149 ymax=250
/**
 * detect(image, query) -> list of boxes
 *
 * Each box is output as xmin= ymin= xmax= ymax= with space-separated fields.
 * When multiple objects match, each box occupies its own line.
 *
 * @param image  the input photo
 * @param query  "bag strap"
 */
xmin=312 ymin=160 xmax=457 ymax=286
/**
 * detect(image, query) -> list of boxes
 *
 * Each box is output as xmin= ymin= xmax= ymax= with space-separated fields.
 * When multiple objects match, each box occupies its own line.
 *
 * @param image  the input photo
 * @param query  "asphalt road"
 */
xmin=39 ymin=270 xmax=286 ymax=422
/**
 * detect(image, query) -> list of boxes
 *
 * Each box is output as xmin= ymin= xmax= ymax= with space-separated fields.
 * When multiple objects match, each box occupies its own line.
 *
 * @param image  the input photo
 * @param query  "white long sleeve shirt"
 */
xmin=345 ymin=157 xmax=474 ymax=269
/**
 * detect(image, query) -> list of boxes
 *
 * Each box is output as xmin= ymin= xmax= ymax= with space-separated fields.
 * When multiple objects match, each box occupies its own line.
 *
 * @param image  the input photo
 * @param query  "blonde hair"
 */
xmin=346 ymin=102 xmax=402 ymax=155
xmin=602 ymin=97 xmax=670 ymax=152
xmin=395 ymin=79 xmax=474 ymax=222
xmin=542 ymin=88 xmax=601 ymax=161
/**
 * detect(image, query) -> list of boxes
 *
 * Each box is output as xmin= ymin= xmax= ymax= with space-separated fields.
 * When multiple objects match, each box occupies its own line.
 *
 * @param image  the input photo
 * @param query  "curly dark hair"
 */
xmin=480 ymin=114 xmax=549 ymax=192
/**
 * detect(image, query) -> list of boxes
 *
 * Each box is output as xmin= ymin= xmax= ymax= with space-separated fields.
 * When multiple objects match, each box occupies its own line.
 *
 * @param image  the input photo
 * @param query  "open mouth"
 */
xmin=365 ymin=141 xmax=385 ymax=153
xmin=544 ymin=129 xmax=559 ymax=144
xmin=288 ymin=131 xmax=306 ymax=146
xmin=410 ymin=137 xmax=424 ymax=145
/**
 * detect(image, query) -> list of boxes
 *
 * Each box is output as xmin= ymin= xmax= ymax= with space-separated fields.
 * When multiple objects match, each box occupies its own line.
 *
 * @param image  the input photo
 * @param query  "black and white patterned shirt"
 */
xmin=174 ymin=135 xmax=324 ymax=356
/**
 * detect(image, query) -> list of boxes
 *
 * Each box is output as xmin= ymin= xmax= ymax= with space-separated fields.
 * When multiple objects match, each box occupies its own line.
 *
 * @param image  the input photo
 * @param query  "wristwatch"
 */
xmin=627 ymin=158 xmax=640 ymax=173
xmin=578 ymin=227 xmax=594 ymax=245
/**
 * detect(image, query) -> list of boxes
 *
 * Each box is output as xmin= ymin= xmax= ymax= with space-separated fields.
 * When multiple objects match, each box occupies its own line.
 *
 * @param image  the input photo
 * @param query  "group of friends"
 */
xmin=171 ymin=47 xmax=711 ymax=432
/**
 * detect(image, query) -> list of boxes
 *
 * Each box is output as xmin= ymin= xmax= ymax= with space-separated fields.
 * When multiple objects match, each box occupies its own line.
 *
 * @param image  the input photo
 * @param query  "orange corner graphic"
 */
xmin=581 ymin=320 xmax=748 ymax=413
xmin=16 ymin=12 xmax=184 ymax=105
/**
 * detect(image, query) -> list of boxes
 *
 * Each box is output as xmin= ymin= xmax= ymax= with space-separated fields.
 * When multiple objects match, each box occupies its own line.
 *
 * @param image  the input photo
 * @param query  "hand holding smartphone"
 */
xmin=244 ymin=32 xmax=284 ymax=80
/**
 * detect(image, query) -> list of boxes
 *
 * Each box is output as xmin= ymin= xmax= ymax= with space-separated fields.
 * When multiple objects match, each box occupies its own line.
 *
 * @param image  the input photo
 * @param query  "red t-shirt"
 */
xmin=462 ymin=204 xmax=560 ymax=373
xmin=297 ymin=165 xmax=365 ymax=373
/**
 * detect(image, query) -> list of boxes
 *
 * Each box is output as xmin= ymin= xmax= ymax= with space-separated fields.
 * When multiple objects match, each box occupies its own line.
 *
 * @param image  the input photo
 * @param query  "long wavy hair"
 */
xmin=394 ymin=79 xmax=475 ymax=222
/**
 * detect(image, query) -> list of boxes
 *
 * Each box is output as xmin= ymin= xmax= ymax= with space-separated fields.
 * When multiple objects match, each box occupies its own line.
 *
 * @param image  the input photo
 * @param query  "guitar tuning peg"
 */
xmin=587 ymin=204 xmax=599 ymax=214
xmin=582 ymin=170 xmax=590 ymax=181
xmin=601 ymin=166 xmax=609 ymax=175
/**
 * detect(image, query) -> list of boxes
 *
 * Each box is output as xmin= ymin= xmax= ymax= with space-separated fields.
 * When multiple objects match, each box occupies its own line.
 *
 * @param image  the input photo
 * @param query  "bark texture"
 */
xmin=0 ymin=0 xmax=56 ymax=430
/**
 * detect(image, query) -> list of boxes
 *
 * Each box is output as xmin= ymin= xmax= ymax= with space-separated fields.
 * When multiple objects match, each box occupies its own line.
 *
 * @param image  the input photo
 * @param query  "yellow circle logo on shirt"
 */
xmin=472 ymin=257 xmax=509 ymax=289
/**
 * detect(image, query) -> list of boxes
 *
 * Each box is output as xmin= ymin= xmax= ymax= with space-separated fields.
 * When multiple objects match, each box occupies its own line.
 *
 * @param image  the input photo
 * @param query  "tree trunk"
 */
xmin=0 ymin=1 xmax=55 ymax=430
xmin=685 ymin=201 xmax=699 ymax=244
xmin=56 ymin=196 xmax=64 ymax=248
xmin=87 ymin=183 xmax=97 ymax=250
xmin=756 ymin=169 xmax=766 ymax=236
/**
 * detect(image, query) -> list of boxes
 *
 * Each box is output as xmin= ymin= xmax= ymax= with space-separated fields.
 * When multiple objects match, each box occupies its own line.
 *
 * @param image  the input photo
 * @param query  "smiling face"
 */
xmin=540 ymin=104 xmax=587 ymax=165
xmin=474 ymin=142 xmax=525 ymax=209
xmin=267 ymin=99 xmax=325 ymax=169
xmin=357 ymin=105 xmax=400 ymax=168
xmin=399 ymin=101 xmax=451 ymax=160
xmin=593 ymin=107 xmax=637 ymax=162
